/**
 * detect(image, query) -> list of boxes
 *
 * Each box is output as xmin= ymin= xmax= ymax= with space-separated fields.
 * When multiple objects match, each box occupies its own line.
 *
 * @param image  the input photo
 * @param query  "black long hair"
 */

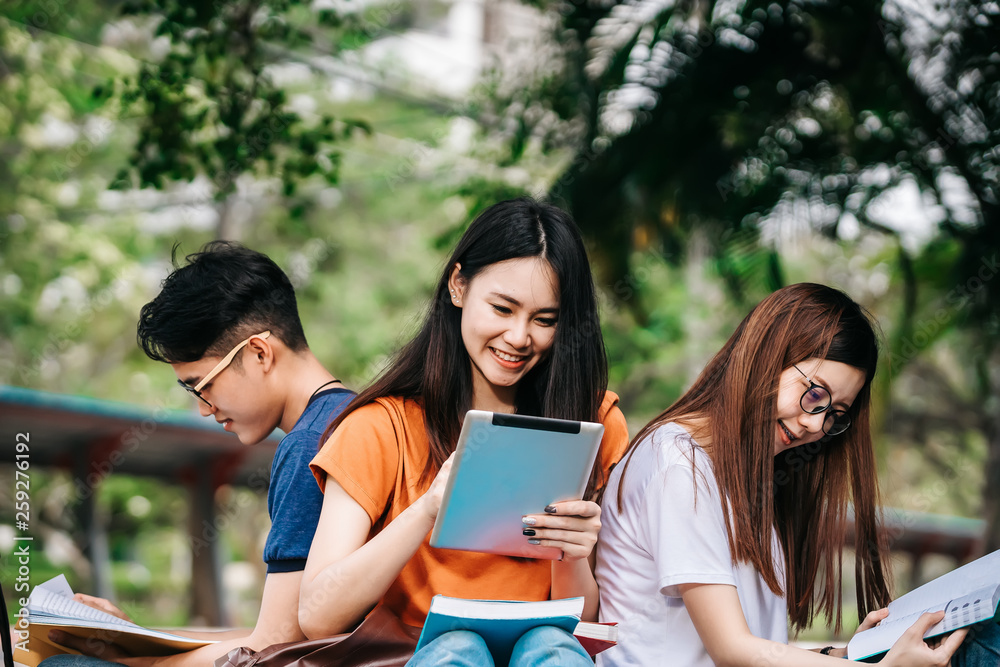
xmin=323 ymin=197 xmax=610 ymax=497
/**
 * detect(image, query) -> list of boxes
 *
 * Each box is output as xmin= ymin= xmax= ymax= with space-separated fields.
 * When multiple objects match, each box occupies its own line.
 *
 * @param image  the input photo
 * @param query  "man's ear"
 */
xmin=246 ymin=333 xmax=276 ymax=373
xmin=447 ymin=263 xmax=465 ymax=307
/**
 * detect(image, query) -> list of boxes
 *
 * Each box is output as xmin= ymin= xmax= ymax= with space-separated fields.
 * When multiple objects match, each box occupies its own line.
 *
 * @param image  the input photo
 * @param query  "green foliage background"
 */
xmin=1 ymin=0 xmax=997 ymax=638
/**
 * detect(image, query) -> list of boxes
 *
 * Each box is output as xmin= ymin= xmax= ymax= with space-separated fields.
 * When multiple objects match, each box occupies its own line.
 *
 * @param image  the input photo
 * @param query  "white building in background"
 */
xmin=351 ymin=0 xmax=544 ymax=99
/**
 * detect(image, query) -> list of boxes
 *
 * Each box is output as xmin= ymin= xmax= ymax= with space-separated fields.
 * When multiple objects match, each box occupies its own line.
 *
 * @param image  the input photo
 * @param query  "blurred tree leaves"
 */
xmin=3 ymin=0 xmax=997 ymax=614
xmin=493 ymin=0 xmax=1000 ymax=549
xmin=0 ymin=8 xmax=157 ymax=395
xmin=112 ymin=0 xmax=370 ymax=235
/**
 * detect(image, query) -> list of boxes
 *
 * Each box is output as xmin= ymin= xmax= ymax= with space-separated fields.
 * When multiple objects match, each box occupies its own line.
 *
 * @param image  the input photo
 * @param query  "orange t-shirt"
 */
xmin=309 ymin=392 xmax=629 ymax=627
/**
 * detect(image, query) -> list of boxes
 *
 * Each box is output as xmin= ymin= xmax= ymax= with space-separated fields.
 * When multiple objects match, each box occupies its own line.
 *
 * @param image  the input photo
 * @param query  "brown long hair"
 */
xmin=616 ymin=283 xmax=891 ymax=634
xmin=321 ymin=198 xmax=610 ymax=499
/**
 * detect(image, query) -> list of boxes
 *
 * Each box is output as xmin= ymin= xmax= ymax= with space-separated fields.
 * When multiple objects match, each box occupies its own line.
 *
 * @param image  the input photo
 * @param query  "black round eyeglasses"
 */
xmin=792 ymin=364 xmax=852 ymax=436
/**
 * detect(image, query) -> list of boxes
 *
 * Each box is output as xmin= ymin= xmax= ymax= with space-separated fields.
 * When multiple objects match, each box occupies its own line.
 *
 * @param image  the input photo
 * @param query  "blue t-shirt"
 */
xmin=264 ymin=387 xmax=354 ymax=573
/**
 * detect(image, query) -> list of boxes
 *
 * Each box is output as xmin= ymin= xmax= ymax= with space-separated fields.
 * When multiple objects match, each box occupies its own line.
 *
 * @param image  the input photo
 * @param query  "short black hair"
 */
xmin=137 ymin=241 xmax=308 ymax=363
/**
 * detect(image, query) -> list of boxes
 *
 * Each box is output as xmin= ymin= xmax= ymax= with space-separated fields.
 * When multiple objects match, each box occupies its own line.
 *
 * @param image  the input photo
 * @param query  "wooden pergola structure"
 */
xmin=848 ymin=505 xmax=986 ymax=590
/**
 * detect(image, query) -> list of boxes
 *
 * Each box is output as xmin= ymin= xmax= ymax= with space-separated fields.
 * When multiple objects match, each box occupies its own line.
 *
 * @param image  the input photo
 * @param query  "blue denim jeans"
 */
xmin=39 ymin=619 xmax=999 ymax=666
xmin=952 ymin=619 xmax=1000 ymax=667
xmin=405 ymin=625 xmax=593 ymax=667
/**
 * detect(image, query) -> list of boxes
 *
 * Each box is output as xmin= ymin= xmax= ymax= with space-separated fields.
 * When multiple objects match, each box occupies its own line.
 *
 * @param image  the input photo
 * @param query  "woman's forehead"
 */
xmin=471 ymin=258 xmax=559 ymax=302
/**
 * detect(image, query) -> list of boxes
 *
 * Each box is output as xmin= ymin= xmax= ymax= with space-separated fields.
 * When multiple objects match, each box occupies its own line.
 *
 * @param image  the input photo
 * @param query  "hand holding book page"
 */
xmin=847 ymin=549 xmax=1000 ymax=661
xmin=19 ymin=576 xmax=214 ymax=667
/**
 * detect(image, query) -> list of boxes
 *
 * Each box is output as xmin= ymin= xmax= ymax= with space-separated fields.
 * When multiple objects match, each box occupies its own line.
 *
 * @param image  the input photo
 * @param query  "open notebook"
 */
xmin=18 ymin=576 xmax=214 ymax=667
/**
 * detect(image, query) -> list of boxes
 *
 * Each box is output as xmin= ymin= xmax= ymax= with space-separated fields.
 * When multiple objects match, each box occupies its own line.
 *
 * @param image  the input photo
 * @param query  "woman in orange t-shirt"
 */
xmin=301 ymin=197 xmax=629 ymax=665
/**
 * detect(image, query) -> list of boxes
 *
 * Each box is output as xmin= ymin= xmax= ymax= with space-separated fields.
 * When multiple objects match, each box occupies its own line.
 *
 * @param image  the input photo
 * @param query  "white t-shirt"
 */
xmin=596 ymin=422 xmax=788 ymax=667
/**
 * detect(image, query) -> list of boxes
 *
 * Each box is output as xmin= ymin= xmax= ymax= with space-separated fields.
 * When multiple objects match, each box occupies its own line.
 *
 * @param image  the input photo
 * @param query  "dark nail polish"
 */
xmin=522 ymin=528 xmax=536 ymax=536
xmin=544 ymin=505 xmax=557 ymax=514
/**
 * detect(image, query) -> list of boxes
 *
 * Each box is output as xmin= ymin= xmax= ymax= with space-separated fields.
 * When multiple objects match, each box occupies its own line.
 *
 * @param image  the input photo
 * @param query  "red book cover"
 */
xmin=574 ymin=622 xmax=618 ymax=657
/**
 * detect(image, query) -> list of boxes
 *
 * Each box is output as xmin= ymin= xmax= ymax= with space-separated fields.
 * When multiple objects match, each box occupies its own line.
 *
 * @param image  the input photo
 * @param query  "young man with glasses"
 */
xmin=41 ymin=241 xmax=354 ymax=667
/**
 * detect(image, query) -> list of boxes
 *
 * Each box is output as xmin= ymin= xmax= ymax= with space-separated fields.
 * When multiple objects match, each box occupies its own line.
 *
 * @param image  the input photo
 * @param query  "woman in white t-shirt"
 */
xmin=596 ymin=283 xmax=999 ymax=667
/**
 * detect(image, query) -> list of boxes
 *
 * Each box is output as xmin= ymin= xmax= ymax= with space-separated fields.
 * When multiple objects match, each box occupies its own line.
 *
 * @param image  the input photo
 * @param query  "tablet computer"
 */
xmin=429 ymin=409 xmax=605 ymax=560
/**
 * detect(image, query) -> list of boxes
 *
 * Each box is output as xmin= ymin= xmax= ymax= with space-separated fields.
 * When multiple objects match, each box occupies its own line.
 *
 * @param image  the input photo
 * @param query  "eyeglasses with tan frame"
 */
xmin=177 ymin=331 xmax=271 ymax=408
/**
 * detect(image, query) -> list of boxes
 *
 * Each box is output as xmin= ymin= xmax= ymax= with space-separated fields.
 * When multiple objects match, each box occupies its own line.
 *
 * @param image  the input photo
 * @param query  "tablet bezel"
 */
xmin=429 ymin=409 xmax=605 ymax=560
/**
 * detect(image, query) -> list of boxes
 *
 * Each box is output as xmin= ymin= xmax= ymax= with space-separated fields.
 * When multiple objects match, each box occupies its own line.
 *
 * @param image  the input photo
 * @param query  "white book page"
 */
xmin=36 ymin=574 xmax=73 ymax=597
xmin=885 ymin=550 xmax=1000 ymax=618
xmin=430 ymin=596 xmax=584 ymax=621
xmin=28 ymin=585 xmax=138 ymax=630
xmin=573 ymin=622 xmax=619 ymax=641
xmin=26 ymin=576 xmax=208 ymax=643
xmin=939 ymin=586 xmax=1000 ymax=633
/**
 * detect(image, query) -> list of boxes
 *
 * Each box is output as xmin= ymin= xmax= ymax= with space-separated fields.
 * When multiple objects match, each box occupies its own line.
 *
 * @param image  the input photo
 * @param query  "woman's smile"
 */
xmin=490 ymin=347 xmax=528 ymax=367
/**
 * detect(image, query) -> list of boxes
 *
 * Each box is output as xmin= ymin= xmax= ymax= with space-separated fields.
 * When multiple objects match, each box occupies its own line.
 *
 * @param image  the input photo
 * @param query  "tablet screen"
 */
xmin=429 ymin=410 xmax=604 ymax=559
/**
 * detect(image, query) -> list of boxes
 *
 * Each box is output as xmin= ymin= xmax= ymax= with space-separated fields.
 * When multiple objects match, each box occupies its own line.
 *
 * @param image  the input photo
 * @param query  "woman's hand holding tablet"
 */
xmin=429 ymin=410 xmax=605 ymax=560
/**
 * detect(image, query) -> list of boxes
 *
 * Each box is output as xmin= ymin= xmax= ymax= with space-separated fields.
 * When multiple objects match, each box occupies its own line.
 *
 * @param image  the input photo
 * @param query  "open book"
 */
xmin=415 ymin=595 xmax=617 ymax=663
xmin=17 ymin=576 xmax=215 ymax=667
xmin=847 ymin=549 xmax=1000 ymax=661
